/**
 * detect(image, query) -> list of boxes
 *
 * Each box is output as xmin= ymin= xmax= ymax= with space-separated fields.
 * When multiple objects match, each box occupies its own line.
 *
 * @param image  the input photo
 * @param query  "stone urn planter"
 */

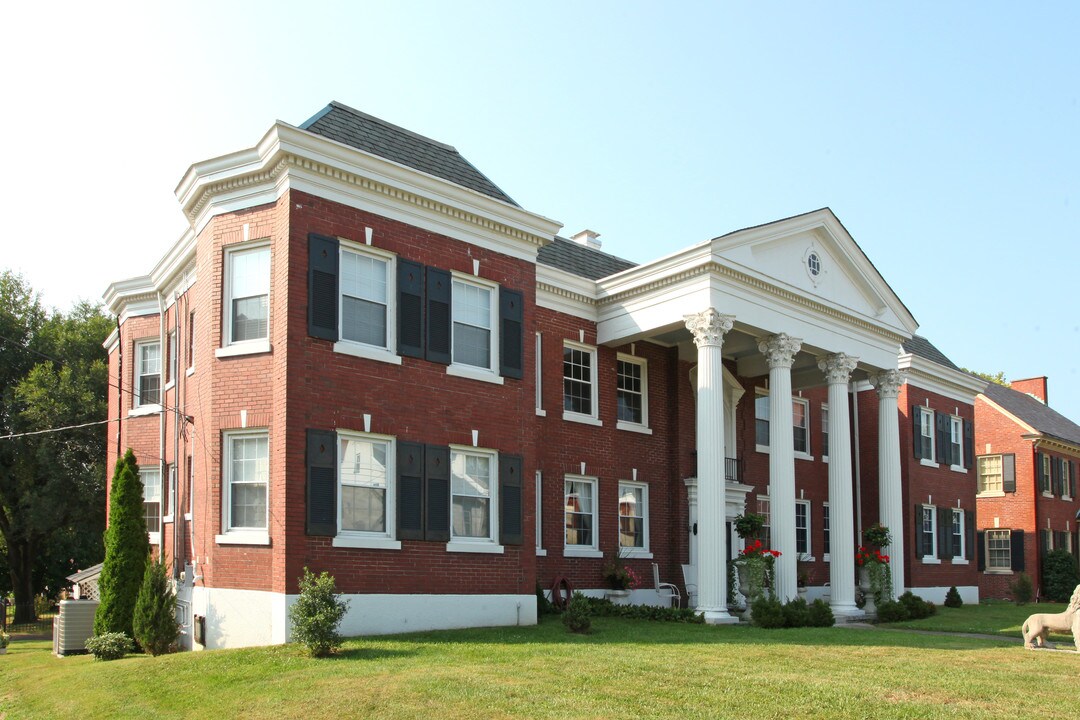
xmin=605 ymin=589 xmax=632 ymax=605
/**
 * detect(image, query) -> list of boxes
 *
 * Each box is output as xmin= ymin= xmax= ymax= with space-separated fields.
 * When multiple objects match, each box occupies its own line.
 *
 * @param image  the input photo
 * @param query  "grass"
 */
xmin=1 ymin=616 xmax=1078 ymax=719
xmin=879 ymin=599 xmax=1077 ymax=643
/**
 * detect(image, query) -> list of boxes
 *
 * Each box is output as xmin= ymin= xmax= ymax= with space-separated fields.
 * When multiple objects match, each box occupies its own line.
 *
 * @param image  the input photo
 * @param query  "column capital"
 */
xmin=818 ymin=353 xmax=859 ymax=385
xmin=684 ymin=309 xmax=734 ymax=348
xmin=758 ymin=333 xmax=802 ymax=369
xmin=870 ymin=369 xmax=907 ymax=399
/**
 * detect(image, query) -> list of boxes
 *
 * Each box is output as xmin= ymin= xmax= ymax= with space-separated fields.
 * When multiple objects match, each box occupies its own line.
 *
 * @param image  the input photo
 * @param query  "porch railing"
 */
xmin=725 ymin=457 xmax=741 ymax=483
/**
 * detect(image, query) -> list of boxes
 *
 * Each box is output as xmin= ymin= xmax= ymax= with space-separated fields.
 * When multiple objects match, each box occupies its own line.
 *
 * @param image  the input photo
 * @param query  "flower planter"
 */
xmin=605 ymin=589 xmax=632 ymax=605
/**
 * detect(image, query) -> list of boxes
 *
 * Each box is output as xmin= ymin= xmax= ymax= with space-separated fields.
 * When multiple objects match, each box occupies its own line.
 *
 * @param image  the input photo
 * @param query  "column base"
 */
xmin=699 ymin=608 xmax=740 ymax=625
xmin=830 ymin=603 xmax=866 ymax=622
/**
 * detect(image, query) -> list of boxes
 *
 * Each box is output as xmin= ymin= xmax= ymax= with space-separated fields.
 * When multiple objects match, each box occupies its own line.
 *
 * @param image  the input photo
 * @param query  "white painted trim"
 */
xmin=449 ymin=446 xmax=499 ymax=545
xmin=215 ymin=532 xmax=270 ymax=546
xmin=563 ymin=548 xmax=604 ymax=559
xmin=333 ymin=341 xmax=402 ymax=365
xmin=898 ymin=353 xmax=984 ymax=403
xmin=446 ymin=364 xmax=504 ymax=384
xmin=330 ymin=537 xmax=402 ymax=550
xmin=337 ymin=431 xmax=396 ymax=542
xmin=564 ymin=412 xmax=603 ymax=427
xmin=919 ymin=459 xmax=940 ymax=468
xmin=445 ymin=542 xmax=505 ymax=554
xmin=128 ymin=404 xmax=163 ymax=418
xmin=221 ymin=240 xmax=271 ymax=351
xmin=215 ymin=340 xmax=271 ymax=358
xmin=616 ymin=421 xmax=653 ymax=435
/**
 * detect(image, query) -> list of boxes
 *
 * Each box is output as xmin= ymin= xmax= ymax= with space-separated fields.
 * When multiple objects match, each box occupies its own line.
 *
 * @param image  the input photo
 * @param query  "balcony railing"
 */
xmin=725 ymin=457 xmax=742 ymax=484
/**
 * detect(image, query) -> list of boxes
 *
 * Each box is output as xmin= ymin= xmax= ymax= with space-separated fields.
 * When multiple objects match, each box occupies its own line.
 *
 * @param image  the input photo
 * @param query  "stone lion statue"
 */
xmin=1021 ymin=584 xmax=1080 ymax=651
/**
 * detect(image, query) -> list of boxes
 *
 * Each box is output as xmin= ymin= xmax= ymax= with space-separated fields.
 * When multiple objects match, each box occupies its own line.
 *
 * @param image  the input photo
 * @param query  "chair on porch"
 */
xmin=653 ymin=563 xmax=681 ymax=608
xmin=680 ymin=564 xmax=697 ymax=609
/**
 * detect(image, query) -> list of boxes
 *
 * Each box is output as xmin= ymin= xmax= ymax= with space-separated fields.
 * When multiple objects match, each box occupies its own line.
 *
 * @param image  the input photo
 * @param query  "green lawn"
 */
xmin=880 ymin=599 xmax=1077 ymax=643
xmin=1 ymin=617 xmax=1078 ymax=719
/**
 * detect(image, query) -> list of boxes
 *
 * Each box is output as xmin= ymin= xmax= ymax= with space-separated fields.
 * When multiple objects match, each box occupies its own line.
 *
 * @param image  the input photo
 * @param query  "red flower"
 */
xmin=770 ymin=550 xmax=781 ymax=558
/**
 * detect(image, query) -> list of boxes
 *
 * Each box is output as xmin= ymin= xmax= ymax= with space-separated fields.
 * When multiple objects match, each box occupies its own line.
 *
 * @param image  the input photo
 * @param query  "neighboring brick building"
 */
xmin=103 ymin=102 xmax=984 ymax=649
xmin=974 ymin=377 xmax=1080 ymax=599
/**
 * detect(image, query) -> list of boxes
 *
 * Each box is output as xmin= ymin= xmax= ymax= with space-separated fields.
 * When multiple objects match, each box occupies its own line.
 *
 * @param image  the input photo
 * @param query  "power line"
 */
xmin=0 ymin=417 xmax=118 ymax=440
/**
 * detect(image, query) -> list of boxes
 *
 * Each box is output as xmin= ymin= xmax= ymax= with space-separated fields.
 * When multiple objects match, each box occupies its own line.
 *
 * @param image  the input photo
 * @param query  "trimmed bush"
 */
xmin=1042 ymin=549 xmax=1080 ymax=603
xmin=133 ymin=559 xmax=180 ymax=656
xmin=944 ymin=586 xmax=963 ymax=609
xmin=807 ymin=599 xmax=835 ymax=627
xmin=289 ymin=568 xmax=349 ymax=657
xmin=1010 ymin=572 xmax=1034 ymax=605
xmin=536 ymin=585 xmax=557 ymax=616
xmin=86 ymin=632 xmax=134 ymax=661
xmin=781 ymin=597 xmax=811 ymax=628
xmin=560 ymin=595 xmax=704 ymax=623
xmin=563 ymin=593 xmax=592 ymax=634
xmin=876 ymin=599 xmax=909 ymax=622
xmin=94 ymin=450 xmax=150 ymax=638
xmin=750 ymin=596 xmax=785 ymax=628
xmin=898 ymin=591 xmax=936 ymax=619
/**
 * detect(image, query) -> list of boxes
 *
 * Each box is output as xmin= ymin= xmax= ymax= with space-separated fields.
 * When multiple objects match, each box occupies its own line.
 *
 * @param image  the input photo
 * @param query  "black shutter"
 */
xmin=914 ymin=504 xmax=924 ymax=557
xmin=963 ymin=419 xmax=974 ymax=469
xmin=1052 ymin=457 xmax=1062 ymax=496
xmin=1070 ymin=461 xmax=1076 ymax=498
xmin=499 ymin=454 xmax=523 ymax=545
xmin=308 ymin=234 xmax=339 ymax=341
xmin=499 ymin=288 xmax=524 ymax=380
xmin=912 ymin=406 xmax=922 ymax=459
xmin=1003 ymin=454 xmax=1016 ymax=493
xmin=1036 ymin=452 xmax=1045 ymax=492
xmin=425 ymin=267 xmax=452 ymax=365
xmin=397 ymin=260 xmax=424 ymax=358
xmin=306 ymin=429 xmax=337 ymax=536
xmin=397 ymin=442 xmax=424 ymax=540
xmin=1010 ymin=530 xmax=1025 ymax=571
xmin=937 ymin=507 xmax=950 ymax=560
xmin=965 ymin=510 xmax=975 ymax=561
xmin=424 ymin=445 xmax=451 ymax=542
xmin=936 ymin=412 xmax=950 ymax=465
xmin=977 ymin=531 xmax=986 ymax=571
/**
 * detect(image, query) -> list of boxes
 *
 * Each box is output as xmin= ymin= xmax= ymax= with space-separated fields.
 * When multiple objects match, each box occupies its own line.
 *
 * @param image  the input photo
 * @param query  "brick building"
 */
xmin=974 ymin=377 xmax=1080 ymax=599
xmin=103 ymin=102 xmax=983 ymax=649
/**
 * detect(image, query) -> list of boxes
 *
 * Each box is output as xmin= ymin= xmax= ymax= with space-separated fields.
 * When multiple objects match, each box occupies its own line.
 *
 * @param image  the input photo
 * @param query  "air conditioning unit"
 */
xmin=53 ymin=599 xmax=99 ymax=656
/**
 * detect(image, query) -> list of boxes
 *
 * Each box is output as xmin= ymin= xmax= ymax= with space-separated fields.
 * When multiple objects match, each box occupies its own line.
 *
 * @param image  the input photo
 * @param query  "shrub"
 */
xmin=133 ymin=559 xmax=180 ymax=656
xmin=86 ymin=632 xmax=134 ymax=661
xmin=558 ymin=595 xmax=704 ymax=623
xmin=750 ymin=596 xmax=785 ymax=628
xmin=1010 ymin=572 xmax=1034 ymax=605
xmin=1042 ymin=549 xmax=1080 ymax=603
xmin=563 ymin=593 xmax=592 ymax=634
xmin=807 ymin=599 xmax=835 ymax=627
xmin=95 ymin=450 xmax=150 ymax=638
xmin=781 ymin=597 xmax=811 ymax=628
xmin=536 ymin=585 xmax=557 ymax=616
xmin=897 ymin=591 xmax=936 ymax=619
xmin=944 ymin=586 xmax=963 ymax=608
xmin=289 ymin=568 xmax=349 ymax=657
xmin=876 ymin=599 xmax=910 ymax=622
xmin=34 ymin=595 xmax=53 ymax=618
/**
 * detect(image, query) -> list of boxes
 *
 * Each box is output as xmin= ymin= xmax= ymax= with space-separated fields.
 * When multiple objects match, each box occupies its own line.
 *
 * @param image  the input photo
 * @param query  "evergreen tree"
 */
xmin=133 ymin=558 xmax=179 ymax=655
xmin=94 ymin=450 xmax=149 ymax=637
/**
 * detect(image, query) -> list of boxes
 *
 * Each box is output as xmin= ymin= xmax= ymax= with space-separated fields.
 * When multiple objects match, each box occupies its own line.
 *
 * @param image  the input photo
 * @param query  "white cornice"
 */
xmin=536 ymin=265 xmax=597 ymax=321
xmin=899 ymin=353 xmax=985 ymax=404
xmin=1028 ymin=436 xmax=1080 ymax=459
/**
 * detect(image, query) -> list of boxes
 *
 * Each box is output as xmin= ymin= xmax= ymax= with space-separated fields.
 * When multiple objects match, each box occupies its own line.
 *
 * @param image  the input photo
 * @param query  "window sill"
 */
xmin=332 ymin=536 xmax=402 ymax=550
xmin=563 ymin=547 xmax=603 ymax=559
xmin=619 ymin=549 xmax=653 ymax=559
xmin=183 ymin=513 xmax=192 ymax=521
xmin=215 ymin=532 xmax=270 ymax=546
xmin=1064 ymin=496 xmax=1074 ymax=501
xmin=215 ymin=340 xmax=271 ymax=358
xmin=977 ymin=491 xmax=1005 ymax=498
xmin=535 ymin=548 xmax=547 ymax=557
xmin=1041 ymin=492 xmax=1054 ymax=499
xmin=921 ymin=556 xmax=941 ymax=565
xmin=186 ymin=366 xmax=195 ymax=377
xmin=446 ymin=541 xmax=504 ymax=554
xmin=919 ymin=459 xmax=940 ymax=468
xmin=952 ymin=558 xmax=969 ymax=565
xmin=333 ymin=341 xmax=402 ymax=366
xmin=984 ymin=568 xmax=1013 ymax=575
xmin=795 ymin=452 xmax=815 ymax=462
xmin=823 ymin=456 xmax=829 ymax=464
xmin=616 ymin=421 xmax=653 ymax=435
xmin=148 ymin=532 xmax=161 ymax=545
xmin=129 ymin=404 xmax=163 ymax=418
xmin=164 ymin=380 xmax=176 ymax=392
xmin=535 ymin=408 xmax=547 ymax=417
xmin=446 ymin=364 xmax=504 ymax=385
xmin=163 ymin=515 xmax=174 ymax=524
xmin=950 ymin=465 xmax=967 ymax=474
xmin=756 ymin=444 xmax=770 ymax=454
xmin=563 ymin=412 xmax=602 ymax=427
xmin=823 ymin=554 xmax=831 ymax=563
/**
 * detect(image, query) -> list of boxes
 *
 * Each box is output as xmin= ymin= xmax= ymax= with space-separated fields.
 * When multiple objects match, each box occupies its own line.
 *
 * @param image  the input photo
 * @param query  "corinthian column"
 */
xmin=818 ymin=352 xmax=861 ymax=618
xmin=684 ymin=309 xmax=736 ymax=624
xmin=870 ymin=370 xmax=906 ymax=598
xmin=758 ymin=333 xmax=802 ymax=602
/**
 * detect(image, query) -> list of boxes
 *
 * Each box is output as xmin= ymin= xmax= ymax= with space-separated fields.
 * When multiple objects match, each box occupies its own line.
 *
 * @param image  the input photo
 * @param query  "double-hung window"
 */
xmin=616 ymin=355 xmax=649 ymax=431
xmin=977 ymin=455 xmax=1003 ymax=495
xmin=1040 ymin=454 xmax=1053 ymax=494
xmin=134 ymin=339 xmax=161 ymax=408
xmin=563 ymin=342 xmax=599 ymax=423
xmin=564 ymin=476 xmax=599 ymax=555
xmin=340 ymin=246 xmax=391 ymax=350
xmin=919 ymin=409 xmax=935 ymax=461
xmin=793 ymin=398 xmax=810 ymax=456
xmin=219 ymin=430 xmax=269 ymax=543
xmin=986 ymin=530 xmax=1011 ymax=572
xmin=618 ymin=482 xmax=649 ymax=554
xmin=921 ymin=506 xmax=937 ymax=560
xmin=141 ymin=466 xmax=161 ymax=539
xmin=795 ymin=500 xmax=810 ymax=556
xmin=951 ymin=509 xmax=965 ymax=560
xmin=339 ymin=433 xmax=393 ymax=538
xmin=450 ymin=448 xmax=496 ymax=543
xmin=535 ymin=471 xmax=545 ymax=555
xmin=223 ymin=243 xmax=270 ymax=350
xmin=166 ymin=331 xmax=177 ymax=387
xmin=821 ymin=405 xmax=830 ymax=459
xmin=822 ymin=503 xmax=831 ymax=560
xmin=755 ymin=392 xmax=811 ymax=457
xmin=755 ymin=393 xmax=770 ymax=447
xmin=451 ymin=278 xmax=496 ymax=372
xmin=757 ymin=496 xmax=771 ymax=548
xmin=949 ymin=416 xmax=963 ymax=468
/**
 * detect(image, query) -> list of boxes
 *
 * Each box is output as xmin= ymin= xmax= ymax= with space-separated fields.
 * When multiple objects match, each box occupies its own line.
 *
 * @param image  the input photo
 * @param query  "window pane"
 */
xmin=619 ymin=517 xmax=643 ymax=547
xmin=342 ymin=486 xmax=385 ymax=532
xmin=342 ymin=296 xmax=388 ymax=347
xmin=452 ymin=282 xmax=491 ymax=328
xmin=230 ymin=435 xmax=268 ymax=529
xmin=564 ymin=347 xmax=593 ymax=415
xmin=341 ymin=251 xmax=387 ymax=304
xmin=565 ymin=480 xmax=594 ymax=547
xmin=230 ymin=247 xmax=269 ymax=299
xmin=340 ymin=438 xmax=387 ymax=533
xmin=453 ymin=322 xmax=490 ymax=367
xmin=232 ymin=295 xmax=268 ymax=342
xmin=617 ymin=360 xmax=643 ymax=423
xmin=140 ymin=375 xmax=161 ymax=406
xmin=231 ymin=483 xmax=267 ymax=529
xmin=453 ymin=496 xmax=490 ymax=538
xmin=755 ymin=395 xmax=770 ymax=446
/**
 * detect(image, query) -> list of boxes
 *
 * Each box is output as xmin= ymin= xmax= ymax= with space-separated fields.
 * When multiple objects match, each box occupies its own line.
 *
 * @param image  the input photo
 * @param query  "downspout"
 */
xmin=115 ymin=316 xmax=123 ymax=462
xmin=157 ymin=292 xmax=166 ymax=560
xmin=173 ymin=291 xmax=182 ymax=580
xmin=851 ymin=381 xmax=862 ymax=541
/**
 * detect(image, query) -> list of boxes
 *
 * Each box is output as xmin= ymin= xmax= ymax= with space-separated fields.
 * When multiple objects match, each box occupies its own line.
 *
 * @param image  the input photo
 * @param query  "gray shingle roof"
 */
xmin=536 ymin=236 xmax=638 ymax=280
xmin=983 ymin=381 xmax=1080 ymax=446
xmin=300 ymin=102 xmax=518 ymax=206
xmin=902 ymin=335 xmax=960 ymax=371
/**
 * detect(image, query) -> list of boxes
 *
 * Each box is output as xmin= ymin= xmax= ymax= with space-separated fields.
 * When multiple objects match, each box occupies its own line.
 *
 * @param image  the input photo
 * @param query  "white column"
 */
xmin=684 ymin=309 xmax=736 ymax=624
xmin=871 ymin=370 xmax=906 ymax=598
xmin=818 ymin=353 xmax=861 ymax=618
xmin=758 ymin=333 xmax=802 ymax=602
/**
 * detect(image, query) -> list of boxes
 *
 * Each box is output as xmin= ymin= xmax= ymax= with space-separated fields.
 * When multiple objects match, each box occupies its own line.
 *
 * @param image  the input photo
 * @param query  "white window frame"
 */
xmin=793 ymin=397 xmax=812 ymax=460
xmin=821 ymin=404 xmax=829 ymax=462
xmin=795 ymin=499 xmax=811 ymax=557
xmin=132 ymin=338 xmax=162 ymax=413
xmin=535 ymin=332 xmax=545 ymax=416
xmin=333 ymin=242 xmax=400 ymax=366
xmin=919 ymin=409 xmax=937 ymax=467
xmin=951 ymin=508 xmax=967 ymax=564
xmin=141 ymin=466 xmax=161 ymax=545
xmin=165 ymin=330 xmax=177 ymax=390
xmin=163 ymin=463 xmax=176 ymax=523
xmin=986 ymin=529 xmax=1011 ymax=573
xmin=977 ymin=454 xmax=1004 ymax=497
xmin=333 ymin=431 xmax=400 ymax=550
xmin=615 ymin=354 xmax=651 ymax=434
xmin=446 ymin=274 xmax=502 ymax=384
xmin=187 ymin=311 xmax=196 ymax=374
xmin=216 ymin=429 xmax=270 ymax=545
xmin=754 ymin=391 xmax=770 ymax=452
xmin=949 ymin=416 xmax=964 ymax=471
xmin=617 ymin=481 xmax=651 ymax=557
xmin=535 ymin=470 xmax=546 ymax=556
xmin=562 ymin=341 xmax=601 ymax=426
xmin=448 ymin=446 xmax=501 ymax=552
xmin=218 ymin=241 xmax=271 ymax=357
xmin=921 ymin=505 xmax=939 ymax=563
xmin=1041 ymin=454 xmax=1053 ymax=496
xmin=564 ymin=475 xmax=601 ymax=557
xmin=822 ymin=501 xmax=831 ymax=562
xmin=757 ymin=495 xmax=771 ymax=549
xmin=185 ymin=454 xmax=193 ymax=520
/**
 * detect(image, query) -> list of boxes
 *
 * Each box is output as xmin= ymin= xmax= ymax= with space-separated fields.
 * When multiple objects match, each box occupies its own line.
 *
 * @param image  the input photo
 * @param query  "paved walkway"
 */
xmin=842 ymin=622 xmax=1079 ymax=651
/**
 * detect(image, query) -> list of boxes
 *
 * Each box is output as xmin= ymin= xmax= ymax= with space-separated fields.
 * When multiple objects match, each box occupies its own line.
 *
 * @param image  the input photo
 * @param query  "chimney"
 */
xmin=570 ymin=229 xmax=602 ymax=250
xmin=1010 ymin=376 xmax=1048 ymax=405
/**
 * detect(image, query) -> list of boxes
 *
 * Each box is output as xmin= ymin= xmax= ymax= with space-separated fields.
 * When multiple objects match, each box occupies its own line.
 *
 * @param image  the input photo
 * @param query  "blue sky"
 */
xmin=2 ymin=2 xmax=1078 ymax=419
